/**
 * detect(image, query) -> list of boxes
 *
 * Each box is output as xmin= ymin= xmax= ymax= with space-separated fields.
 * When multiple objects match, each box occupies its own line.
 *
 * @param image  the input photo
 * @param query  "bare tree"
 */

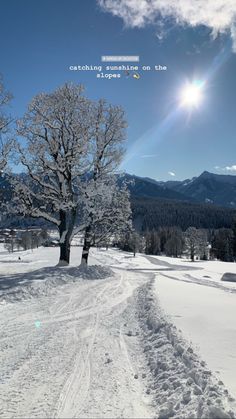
xmin=145 ymin=230 xmax=161 ymax=255
xmin=79 ymin=179 xmax=132 ymax=264
xmin=198 ymin=229 xmax=209 ymax=260
xmin=184 ymin=227 xmax=207 ymax=261
xmin=119 ymin=230 xmax=144 ymax=257
xmin=0 ymin=75 xmax=14 ymax=181
xmin=39 ymin=228 xmax=49 ymax=243
xmin=78 ymin=99 xmax=129 ymax=265
xmin=129 ymin=231 xmax=144 ymax=257
xmin=4 ymin=229 xmax=16 ymax=253
xmin=164 ymin=227 xmax=184 ymax=258
xmin=11 ymin=84 xmax=130 ymax=266
xmin=20 ymin=230 xmax=33 ymax=251
xmin=11 ymin=83 xmax=93 ymax=265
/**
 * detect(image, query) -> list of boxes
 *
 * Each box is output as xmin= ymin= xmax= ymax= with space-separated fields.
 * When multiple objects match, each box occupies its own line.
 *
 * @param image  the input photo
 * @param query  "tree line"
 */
xmin=118 ymin=224 xmax=236 ymax=262
xmin=4 ymin=228 xmax=49 ymax=253
xmin=132 ymin=196 xmax=236 ymax=231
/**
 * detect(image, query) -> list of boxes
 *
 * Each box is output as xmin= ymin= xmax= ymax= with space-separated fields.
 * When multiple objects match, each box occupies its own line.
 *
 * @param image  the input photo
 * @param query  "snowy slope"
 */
xmin=0 ymin=246 xmax=236 ymax=418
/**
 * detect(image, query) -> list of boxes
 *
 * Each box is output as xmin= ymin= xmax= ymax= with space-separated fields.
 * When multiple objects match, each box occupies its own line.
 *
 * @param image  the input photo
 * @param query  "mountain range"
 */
xmin=1 ymin=171 xmax=236 ymax=231
xmin=120 ymin=171 xmax=236 ymax=208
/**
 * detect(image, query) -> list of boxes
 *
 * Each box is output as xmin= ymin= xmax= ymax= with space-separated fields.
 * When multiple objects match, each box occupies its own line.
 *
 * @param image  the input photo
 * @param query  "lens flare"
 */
xmin=180 ymin=80 xmax=205 ymax=108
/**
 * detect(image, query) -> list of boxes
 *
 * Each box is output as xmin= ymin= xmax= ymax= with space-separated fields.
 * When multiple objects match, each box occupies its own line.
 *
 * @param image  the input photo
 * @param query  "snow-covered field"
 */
xmin=1 ymin=246 xmax=236 ymax=418
xmin=143 ymin=255 xmax=236 ymax=397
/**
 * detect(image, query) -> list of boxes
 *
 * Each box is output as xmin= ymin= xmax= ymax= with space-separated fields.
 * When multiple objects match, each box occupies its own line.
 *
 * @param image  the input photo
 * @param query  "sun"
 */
xmin=180 ymin=80 xmax=204 ymax=108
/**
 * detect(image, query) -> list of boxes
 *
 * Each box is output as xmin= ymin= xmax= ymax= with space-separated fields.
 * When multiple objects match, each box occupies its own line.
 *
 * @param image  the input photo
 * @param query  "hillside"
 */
xmin=160 ymin=171 xmax=236 ymax=208
xmin=131 ymin=196 xmax=236 ymax=231
xmin=117 ymin=172 xmax=236 ymax=231
xmin=117 ymin=173 xmax=193 ymax=202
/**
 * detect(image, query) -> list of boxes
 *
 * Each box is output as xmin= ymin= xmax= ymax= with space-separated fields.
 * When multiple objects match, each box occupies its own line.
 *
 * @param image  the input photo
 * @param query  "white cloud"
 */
xmin=224 ymin=165 xmax=236 ymax=172
xmin=98 ymin=0 xmax=236 ymax=50
xmin=140 ymin=153 xmax=158 ymax=158
xmin=168 ymin=171 xmax=176 ymax=176
xmin=215 ymin=165 xmax=236 ymax=172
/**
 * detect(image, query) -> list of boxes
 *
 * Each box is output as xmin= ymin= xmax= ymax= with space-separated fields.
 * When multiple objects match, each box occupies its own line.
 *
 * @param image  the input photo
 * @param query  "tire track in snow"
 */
xmin=55 ymin=280 xmax=116 ymax=418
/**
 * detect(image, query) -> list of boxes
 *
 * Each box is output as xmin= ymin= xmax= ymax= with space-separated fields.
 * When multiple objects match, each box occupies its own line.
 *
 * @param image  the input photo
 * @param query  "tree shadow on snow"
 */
xmin=0 ymin=266 xmax=71 ymax=291
xmin=0 ymin=264 xmax=113 ymax=295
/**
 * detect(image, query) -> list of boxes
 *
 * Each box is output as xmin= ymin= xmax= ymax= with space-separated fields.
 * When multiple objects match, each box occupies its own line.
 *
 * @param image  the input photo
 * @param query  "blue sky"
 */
xmin=1 ymin=0 xmax=236 ymax=180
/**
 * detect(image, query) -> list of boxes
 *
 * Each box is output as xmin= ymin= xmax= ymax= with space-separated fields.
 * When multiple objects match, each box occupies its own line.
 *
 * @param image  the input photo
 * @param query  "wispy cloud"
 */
xmin=215 ymin=165 xmax=236 ymax=172
xmin=140 ymin=153 xmax=158 ymax=158
xmin=98 ymin=0 xmax=236 ymax=51
xmin=168 ymin=171 xmax=176 ymax=177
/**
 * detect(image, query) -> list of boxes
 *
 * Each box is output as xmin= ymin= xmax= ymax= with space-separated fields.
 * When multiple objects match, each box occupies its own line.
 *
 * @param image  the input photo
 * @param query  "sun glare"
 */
xmin=180 ymin=81 xmax=204 ymax=108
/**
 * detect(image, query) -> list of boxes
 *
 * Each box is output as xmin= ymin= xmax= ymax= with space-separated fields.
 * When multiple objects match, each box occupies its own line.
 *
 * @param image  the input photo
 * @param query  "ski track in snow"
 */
xmin=0 ymin=251 xmax=154 ymax=418
xmin=0 ymin=246 xmax=236 ymax=418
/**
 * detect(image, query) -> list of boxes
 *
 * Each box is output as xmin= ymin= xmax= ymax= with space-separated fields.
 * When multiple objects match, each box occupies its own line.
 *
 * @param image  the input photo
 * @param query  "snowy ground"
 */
xmin=143 ymin=255 xmax=236 ymax=398
xmin=0 ymin=246 xmax=236 ymax=418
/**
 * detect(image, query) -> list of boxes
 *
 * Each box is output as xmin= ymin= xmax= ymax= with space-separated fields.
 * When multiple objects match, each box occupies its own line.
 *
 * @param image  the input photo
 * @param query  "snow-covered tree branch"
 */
xmin=78 ymin=99 xmax=130 ymax=265
xmin=11 ymin=83 xmax=131 ymax=266
xmin=11 ymin=83 xmax=93 ymax=264
xmin=78 ymin=177 xmax=132 ymax=264
xmin=0 ymin=75 xmax=14 ymax=173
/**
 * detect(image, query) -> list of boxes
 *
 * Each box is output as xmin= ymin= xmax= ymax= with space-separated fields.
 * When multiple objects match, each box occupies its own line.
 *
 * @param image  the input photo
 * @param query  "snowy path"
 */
xmin=0 ymin=256 xmax=154 ymax=418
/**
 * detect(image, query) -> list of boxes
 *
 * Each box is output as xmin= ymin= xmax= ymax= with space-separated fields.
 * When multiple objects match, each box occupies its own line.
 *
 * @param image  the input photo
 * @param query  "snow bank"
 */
xmin=136 ymin=279 xmax=236 ymax=419
xmin=0 ymin=265 xmax=114 ymax=304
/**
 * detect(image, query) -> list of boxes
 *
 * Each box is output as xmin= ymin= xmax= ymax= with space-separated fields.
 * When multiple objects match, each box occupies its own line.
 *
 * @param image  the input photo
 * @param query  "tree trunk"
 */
xmin=81 ymin=225 xmax=91 ymax=265
xmin=81 ymin=242 xmax=90 ymax=265
xmin=58 ymin=208 xmax=76 ymax=266
xmin=59 ymin=240 xmax=71 ymax=265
